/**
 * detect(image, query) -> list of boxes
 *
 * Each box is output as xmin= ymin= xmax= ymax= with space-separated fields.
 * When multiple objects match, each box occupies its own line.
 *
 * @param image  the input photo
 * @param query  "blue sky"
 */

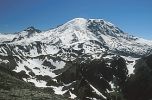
xmin=0 ymin=0 xmax=152 ymax=39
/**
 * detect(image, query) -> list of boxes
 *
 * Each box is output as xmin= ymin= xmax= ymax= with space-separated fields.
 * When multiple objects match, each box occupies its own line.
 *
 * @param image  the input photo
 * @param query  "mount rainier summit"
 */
xmin=0 ymin=18 xmax=152 ymax=100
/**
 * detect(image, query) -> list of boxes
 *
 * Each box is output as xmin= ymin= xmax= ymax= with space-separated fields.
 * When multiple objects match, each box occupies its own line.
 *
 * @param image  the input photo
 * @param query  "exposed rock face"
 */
xmin=0 ymin=67 xmax=70 ymax=100
xmin=124 ymin=55 xmax=152 ymax=100
xmin=51 ymin=56 xmax=128 ymax=99
xmin=0 ymin=18 xmax=152 ymax=99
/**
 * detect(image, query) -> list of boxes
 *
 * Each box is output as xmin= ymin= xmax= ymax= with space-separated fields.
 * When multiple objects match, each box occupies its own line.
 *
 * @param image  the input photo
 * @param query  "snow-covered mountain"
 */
xmin=2 ymin=18 xmax=151 ymax=57
xmin=0 ymin=18 xmax=152 ymax=99
xmin=0 ymin=33 xmax=16 ymax=43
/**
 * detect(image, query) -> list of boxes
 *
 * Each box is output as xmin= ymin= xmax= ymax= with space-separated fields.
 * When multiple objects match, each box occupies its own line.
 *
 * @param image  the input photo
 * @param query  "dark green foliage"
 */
xmin=0 ymin=66 xmax=70 ymax=100
xmin=110 ymin=57 xmax=128 ymax=88
xmin=77 ymin=57 xmax=128 ymax=100
xmin=80 ymin=59 xmax=112 ymax=90
xmin=24 ymin=65 xmax=32 ymax=71
xmin=0 ymin=54 xmax=19 ymax=70
xmin=28 ymin=71 xmax=35 ymax=77
xmin=46 ymin=79 xmax=59 ymax=86
xmin=42 ymin=60 xmax=56 ymax=69
xmin=53 ymin=57 xmax=129 ymax=100
xmin=75 ymin=59 xmax=112 ymax=99
xmin=18 ymin=70 xmax=30 ymax=79
xmin=124 ymin=55 xmax=152 ymax=100
xmin=35 ymin=75 xmax=44 ymax=81
xmin=77 ymin=79 xmax=93 ymax=100
xmin=55 ymin=61 xmax=77 ymax=84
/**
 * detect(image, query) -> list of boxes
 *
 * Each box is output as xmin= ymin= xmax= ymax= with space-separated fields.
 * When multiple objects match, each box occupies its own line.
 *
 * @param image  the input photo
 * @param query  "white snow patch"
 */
xmin=14 ymin=58 xmax=57 ymax=78
xmin=89 ymin=84 xmax=107 ymax=99
xmin=49 ymin=59 xmax=65 ymax=70
xmin=0 ymin=33 xmax=16 ymax=42
xmin=121 ymin=56 xmax=139 ymax=75
xmin=51 ymin=86 xmax=67 ymax=95
xmin=0 ymin=59 xmax=9 ymax=64
xmin=109 ymin=81 xmax=115 ymax=89
xmin=69 ymin=91 xmax=77 ymax=99
xmin=28 ymin=78 xmax=47 ymax=87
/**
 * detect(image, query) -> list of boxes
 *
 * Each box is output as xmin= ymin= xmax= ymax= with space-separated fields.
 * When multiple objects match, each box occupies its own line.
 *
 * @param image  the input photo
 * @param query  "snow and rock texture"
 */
xmin=0 ymin=33 xmax=16 ymax=43
xmin=0 ymin=18 xmax=152 ymax=99
xmin=1 ymin=18 xmax=152 ymax=57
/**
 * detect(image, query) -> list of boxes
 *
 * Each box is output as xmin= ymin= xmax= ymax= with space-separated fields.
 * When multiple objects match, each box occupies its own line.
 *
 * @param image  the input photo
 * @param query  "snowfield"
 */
xmin=0 ymin=18 xmax=152 ymax=99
